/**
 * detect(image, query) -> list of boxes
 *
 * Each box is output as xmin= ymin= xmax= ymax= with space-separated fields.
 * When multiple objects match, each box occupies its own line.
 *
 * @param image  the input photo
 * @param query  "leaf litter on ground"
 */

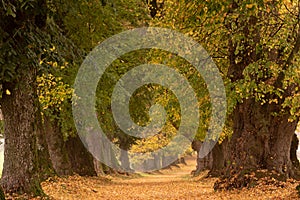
xmin=7 ymin=156 xmax=300 ymax=199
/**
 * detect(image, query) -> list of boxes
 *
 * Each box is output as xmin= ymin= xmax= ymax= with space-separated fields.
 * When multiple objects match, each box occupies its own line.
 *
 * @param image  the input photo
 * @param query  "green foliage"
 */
xmin=130 ymin=121 xmax=177 ymax=153
xmin=150 ymin=0 xmax=300 ymax=141
xmin=37 ymin=73 xmax=72 ymax=112
xmin=35 ymin=0 xmax=150 ymax=141
xmin=95 ymin=46 xmax=211 ymax=154
xmin=1 ymin=0 xmax=152 ymax=151
xmin=60 ymin=0 xmax=150 ymax=51
xmin=57 ymin=0 xmax=152 ymax=148
xmin=0 ymin=0 xmax=83 ymax=100
xmin=146 ymin=49 xmax=211 ymax=141
xmin=96 ymin=50 xmax=150 ymax=147
xmin=37 ymin=71 xmax=75 ymax=140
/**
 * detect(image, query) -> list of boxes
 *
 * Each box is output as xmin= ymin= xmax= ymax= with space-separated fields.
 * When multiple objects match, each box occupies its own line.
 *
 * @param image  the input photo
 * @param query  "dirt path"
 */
xmin=41 ymin=155 xmax=299 ymax=200
xmin=119 ymin=155 xmax=197 ymax=184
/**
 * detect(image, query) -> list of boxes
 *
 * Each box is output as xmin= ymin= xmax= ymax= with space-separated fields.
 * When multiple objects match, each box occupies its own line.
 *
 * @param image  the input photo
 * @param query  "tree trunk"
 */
xmin=119 ymin=141 xmax=131 ymax=172
xmin=120 ymin=150 xmax=131 ymax=171
xmin=35 ymin=111 xmax=55 ymax=179
xmin=65 ymin=135 xmax=97 ymax=176
xmin=84 ymin=131 xmax=121 ymax=174
xmin=290 ymin=134 xmax=299 ymax=168
xmin=44 ymin=115 xmax=72 ymax=176
xmin=210 ymin=138 xmax=229 ymax=177
xmin=0 ymin=68 xmax=52 ymax=194
xmin=93 ymin=159 xmax=106 ymax=176
xmin=191 ymin=140 xmax=213 ymax=176
xmin=213 ymin=99 xmax=299 ymax=190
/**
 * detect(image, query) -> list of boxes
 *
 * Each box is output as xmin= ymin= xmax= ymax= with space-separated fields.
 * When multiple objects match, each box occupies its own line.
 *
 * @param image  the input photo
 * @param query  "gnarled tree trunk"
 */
xmin=65 ymin=135 xmax=97 ymax=176
xmin=213 ymin=99 xmax=299 ymax=190
xmin=0 ymin=68 xmax=53 ymax=194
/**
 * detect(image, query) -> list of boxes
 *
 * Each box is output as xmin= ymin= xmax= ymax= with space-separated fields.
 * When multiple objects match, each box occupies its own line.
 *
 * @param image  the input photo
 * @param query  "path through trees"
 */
xmin=39 ymin=156 xmax=299 ymax=200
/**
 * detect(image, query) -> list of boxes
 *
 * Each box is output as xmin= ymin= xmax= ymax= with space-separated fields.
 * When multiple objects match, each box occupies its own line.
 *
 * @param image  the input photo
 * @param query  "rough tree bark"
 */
xmin=65 ymin=135 xmax=97 ymax=176
xmin=213 ymin=99 xmax=299 ymax=190
xmin=210 ymin=138 xmax=229 ymax=177
xmin=0 ymin=0 xmax=54 ymax=194
xmin=0 ymin=68 xmax=53 ymax=194
xmin=44 ymin=116 xmax=72 ymax=176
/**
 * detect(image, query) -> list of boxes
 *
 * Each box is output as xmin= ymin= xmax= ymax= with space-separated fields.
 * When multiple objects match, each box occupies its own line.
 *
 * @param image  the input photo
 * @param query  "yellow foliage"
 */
xmin=37 ymin=73 xmax=73 ymax=112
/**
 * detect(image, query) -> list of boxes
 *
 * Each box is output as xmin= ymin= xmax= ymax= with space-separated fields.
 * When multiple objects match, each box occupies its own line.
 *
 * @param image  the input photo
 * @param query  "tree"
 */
xmin=62 ymin=0 xmax=151 ymax=172
xmin=37 ymin=72 xmax=96 ymax=176
xmin=153 ymin=0 xmax=300 ymax=188
xmin=0 ymin=0 xmax=55 ymax=194
xmin=0 ymin=0 xmax=152 ymax=194
xmin=0 ymin=0 xmax=97 ymax=194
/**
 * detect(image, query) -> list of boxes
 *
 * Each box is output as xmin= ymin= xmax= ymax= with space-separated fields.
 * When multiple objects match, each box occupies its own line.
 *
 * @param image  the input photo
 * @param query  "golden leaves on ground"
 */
xmin=40 ymin=156 xmax=299 ymax=200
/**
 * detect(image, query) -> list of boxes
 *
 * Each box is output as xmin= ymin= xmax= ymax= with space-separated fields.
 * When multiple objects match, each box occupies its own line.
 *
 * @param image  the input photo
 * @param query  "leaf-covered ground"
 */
xmin=8 ymin=156 xmax=300 ymax=199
